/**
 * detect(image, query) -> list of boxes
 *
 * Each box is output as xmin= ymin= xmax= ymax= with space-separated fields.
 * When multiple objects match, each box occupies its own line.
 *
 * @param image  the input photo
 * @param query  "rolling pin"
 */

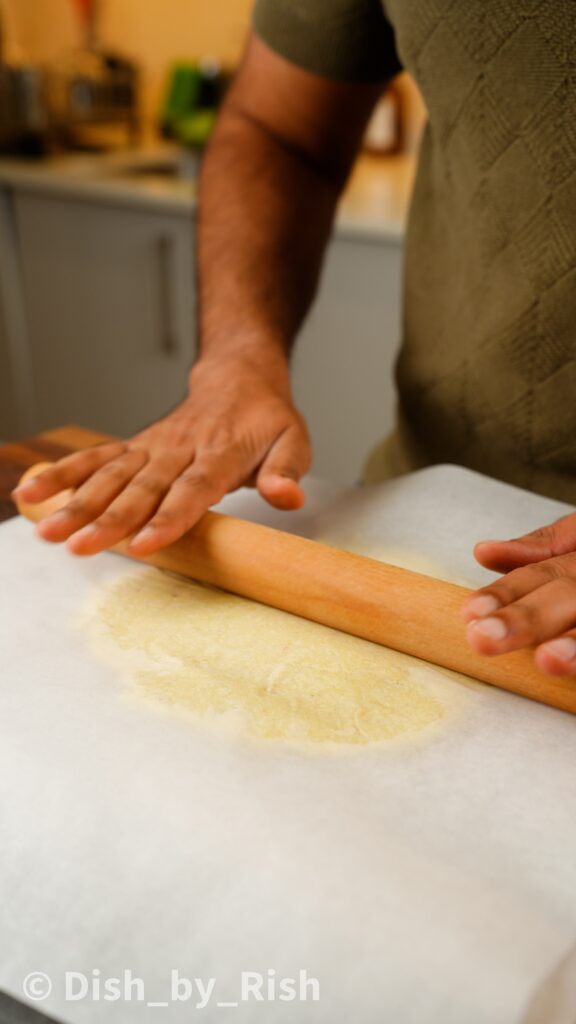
xmin=15 ymin=461 xmax=576 ymax=716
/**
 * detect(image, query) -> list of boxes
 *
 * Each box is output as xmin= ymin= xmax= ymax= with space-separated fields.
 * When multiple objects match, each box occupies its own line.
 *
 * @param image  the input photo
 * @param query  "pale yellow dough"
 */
xmin=91 ymin=561 xmax=456 ymax=747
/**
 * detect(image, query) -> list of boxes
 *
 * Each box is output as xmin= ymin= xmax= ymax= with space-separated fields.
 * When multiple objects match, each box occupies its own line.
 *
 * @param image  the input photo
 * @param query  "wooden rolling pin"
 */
xmin=15 ymin=461 xmax=576 ymax=716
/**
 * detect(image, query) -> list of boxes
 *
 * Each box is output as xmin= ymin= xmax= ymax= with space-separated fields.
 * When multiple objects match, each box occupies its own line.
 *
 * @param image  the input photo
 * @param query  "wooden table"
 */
xmin=0 ymin=425 xmax=111 ymax=524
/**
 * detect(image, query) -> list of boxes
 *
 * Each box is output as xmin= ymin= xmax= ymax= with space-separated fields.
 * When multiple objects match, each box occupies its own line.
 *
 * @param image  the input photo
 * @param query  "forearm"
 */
xmin=14 ymin=43 xmax=386 ymax=556
xmin=196 ymin=103 xmax=343 ymax=370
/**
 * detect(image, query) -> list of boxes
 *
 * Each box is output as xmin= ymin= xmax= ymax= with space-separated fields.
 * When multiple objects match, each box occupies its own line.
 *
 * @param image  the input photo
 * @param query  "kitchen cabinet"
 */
xmin=13 ymin=192 xmax=196 ymax=437
xmin=0 ymin=187 xmax=35 ymax=439
xmin=293 ymin=233 xmax=401 ymax=482
xmin=0 ymin=292 xmax=18 ymax=442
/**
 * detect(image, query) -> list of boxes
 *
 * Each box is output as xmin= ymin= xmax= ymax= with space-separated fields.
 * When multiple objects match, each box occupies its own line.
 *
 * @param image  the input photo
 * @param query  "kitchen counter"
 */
xmin=3 ymin=446 xmax=576 ymax=1024
xmin=0 ymin=144 xmax=416 ymax=241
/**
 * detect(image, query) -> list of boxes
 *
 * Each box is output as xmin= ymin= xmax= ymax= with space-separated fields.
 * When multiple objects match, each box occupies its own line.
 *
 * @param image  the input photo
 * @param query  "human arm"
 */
xmin=12 ymin=33 xmax=386 ymax=556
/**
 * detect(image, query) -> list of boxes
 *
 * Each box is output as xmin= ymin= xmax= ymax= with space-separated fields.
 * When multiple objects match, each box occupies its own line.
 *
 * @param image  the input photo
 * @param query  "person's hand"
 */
xmin=11 ymin=351 xmax=311 ymax=557
xmin=461 ymin=514 xmax=576 ymax=677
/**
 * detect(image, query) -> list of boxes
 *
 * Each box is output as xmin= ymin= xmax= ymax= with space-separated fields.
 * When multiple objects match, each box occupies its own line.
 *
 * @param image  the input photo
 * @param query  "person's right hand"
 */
xmin=11 ymin=350 xmax=312 ymax=557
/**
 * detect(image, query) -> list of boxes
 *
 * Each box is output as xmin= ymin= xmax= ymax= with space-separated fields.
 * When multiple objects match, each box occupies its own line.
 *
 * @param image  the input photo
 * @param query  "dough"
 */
xmin=91 ymin=565 xmax=455 ymax=747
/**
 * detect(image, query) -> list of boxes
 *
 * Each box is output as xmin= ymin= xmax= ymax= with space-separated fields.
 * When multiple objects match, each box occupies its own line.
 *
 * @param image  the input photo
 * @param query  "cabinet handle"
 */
xmin=156 ymin=235 xmax=179 ymax=355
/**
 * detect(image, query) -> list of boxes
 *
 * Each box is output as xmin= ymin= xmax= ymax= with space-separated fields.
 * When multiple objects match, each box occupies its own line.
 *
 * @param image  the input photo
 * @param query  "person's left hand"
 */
xmin=462 ymin=513 xmax=576 ymax=677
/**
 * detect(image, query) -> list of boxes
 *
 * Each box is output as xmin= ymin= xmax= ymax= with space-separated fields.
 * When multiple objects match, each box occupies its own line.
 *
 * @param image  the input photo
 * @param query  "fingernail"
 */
xmin=70 ymin=523 xmax=99 ymax=543
xmin=540 ymin=637 xmax=576 ymax=663
xmin=129 ymin=526 xmax=155 ymax=548
xmin=469 ymin=616 xmax=509 ymax=640
xmin=466 ymin=594 xmax=501 ymax=618
xmin=43 ymin=509 xmax=72 ymax=526
xmin=12 ymin=479 xmax=34 ymax=495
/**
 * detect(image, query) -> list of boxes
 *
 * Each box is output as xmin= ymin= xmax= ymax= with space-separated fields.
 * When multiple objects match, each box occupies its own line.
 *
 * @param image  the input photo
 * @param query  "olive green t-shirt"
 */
xmin=253 ymin=0 xmax=576 ymax=504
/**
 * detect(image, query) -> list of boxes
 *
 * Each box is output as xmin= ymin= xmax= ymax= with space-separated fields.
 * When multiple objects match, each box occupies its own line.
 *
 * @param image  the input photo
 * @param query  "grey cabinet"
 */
xmin=0 ymin=187 xmax=36 ymax=439
xmin=293 ymin=234 xmax=402 ymax=483
xmin=13 ymin=193 xmax=196 ymax=437
xmin=0 ymin=286 xmax=18 ymax=441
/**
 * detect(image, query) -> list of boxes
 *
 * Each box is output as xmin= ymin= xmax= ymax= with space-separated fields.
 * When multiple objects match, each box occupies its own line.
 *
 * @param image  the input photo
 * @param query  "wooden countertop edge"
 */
xmin=0 ymin=425 xmax=114 ymax=523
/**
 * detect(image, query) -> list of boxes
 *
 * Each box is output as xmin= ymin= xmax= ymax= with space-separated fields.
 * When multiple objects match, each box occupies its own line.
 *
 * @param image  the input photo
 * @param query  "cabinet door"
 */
xmin=293 ymin=234 xmax=403 ymax=483
xmin=0 ymin=187 xmax=36 ymax=439
xmin=0 ymin=288 xmax=17 ymax=440
xmin=14 ymin=193 xmax=196 ymax=437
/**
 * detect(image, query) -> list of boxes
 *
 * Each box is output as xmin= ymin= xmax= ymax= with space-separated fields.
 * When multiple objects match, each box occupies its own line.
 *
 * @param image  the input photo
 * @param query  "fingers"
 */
xmin=11 ymin=442 xmax=128 ymax=504
xmin=17 ymin=399 xmax=312 ymax=558
xmin=102 ymin=418 xmax=311 ymax=555
xmin=37 ymin=448 xmax=149 ymax=545
xmin=65 ymin=453 xmax=189 ymax=555
xmin=461 ymin=558 xmax=571 ymax=623
xmin=474 ymin=513 xmax=576 ymax=572
xmin=465 ymin=575 xmax=576 ymax=656
xmin=534 ymin=633 xmax=576 ymax=677
xmin=126 ymin=459 xmax=233 ymax=555
xmin=461 ymin=551 xmax=576 ymax=674
xmin=256 ymin=423 xmax=312 ymax=511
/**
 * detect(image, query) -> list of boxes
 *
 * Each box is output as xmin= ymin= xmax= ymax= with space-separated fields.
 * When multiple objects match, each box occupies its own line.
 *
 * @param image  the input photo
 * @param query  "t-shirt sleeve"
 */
xmin=252 ymin=0 xmax=402 ymax=83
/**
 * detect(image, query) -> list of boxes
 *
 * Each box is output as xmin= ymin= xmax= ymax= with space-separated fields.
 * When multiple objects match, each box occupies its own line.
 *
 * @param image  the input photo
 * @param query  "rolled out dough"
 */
xmin=89 ymin=559 xmax=463 ymax=747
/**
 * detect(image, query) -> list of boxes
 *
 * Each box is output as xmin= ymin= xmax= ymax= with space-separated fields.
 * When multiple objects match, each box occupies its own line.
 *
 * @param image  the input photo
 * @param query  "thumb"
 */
xmin=474 ymin=513 xmax=576 ymax=572
xmin=257 ymin=423 xmax=312 ymax=511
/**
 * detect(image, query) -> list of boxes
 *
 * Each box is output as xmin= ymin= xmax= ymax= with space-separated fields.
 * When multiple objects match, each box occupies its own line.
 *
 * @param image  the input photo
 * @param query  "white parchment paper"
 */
xmin=1 ymin=466 xmax=576 ymax=1024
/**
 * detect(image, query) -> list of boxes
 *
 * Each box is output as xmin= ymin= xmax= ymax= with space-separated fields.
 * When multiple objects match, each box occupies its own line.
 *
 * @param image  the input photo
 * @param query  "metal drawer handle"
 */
xmin=156 ymin=235 xmax=179 ymax=355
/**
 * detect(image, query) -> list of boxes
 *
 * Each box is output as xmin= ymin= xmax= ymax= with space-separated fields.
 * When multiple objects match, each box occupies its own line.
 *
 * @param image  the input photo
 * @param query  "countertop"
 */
xmin=0 ymin=143 xmax=416 ymax=242
xmin=3 ymin=454 xmax=576 ymax=1024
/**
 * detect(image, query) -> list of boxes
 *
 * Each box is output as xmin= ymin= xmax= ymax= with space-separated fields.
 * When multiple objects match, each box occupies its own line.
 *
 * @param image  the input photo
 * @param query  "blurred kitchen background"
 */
xmin=0 ymin=0 xmax=425 ymax=483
